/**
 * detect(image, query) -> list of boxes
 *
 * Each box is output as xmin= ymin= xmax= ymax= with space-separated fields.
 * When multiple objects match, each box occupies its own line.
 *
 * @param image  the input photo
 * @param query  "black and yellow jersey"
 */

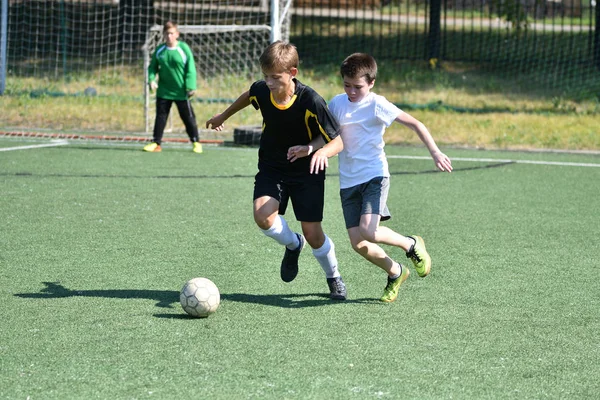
xmin=249 ymin=79 xmax=340 ymax=180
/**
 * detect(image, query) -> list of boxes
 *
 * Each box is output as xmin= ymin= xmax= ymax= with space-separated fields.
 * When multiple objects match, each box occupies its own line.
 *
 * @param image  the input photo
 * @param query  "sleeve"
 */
xmin=327 ymin=96 xmax=337 ymax=115
xmin=312 ymin=93 xmax=340 ymax=142
xmin=182 ymin=43 xmax=197 ymax=91
xmin=148 ymin=48 xmax=159 ymax=83
xmin=327 ymin=95 xmax=342 ymax=122
xmin=374 ymin=95 xmax=402 ymax=127
xmin=248 ymin=81 xmax=264 ymax=110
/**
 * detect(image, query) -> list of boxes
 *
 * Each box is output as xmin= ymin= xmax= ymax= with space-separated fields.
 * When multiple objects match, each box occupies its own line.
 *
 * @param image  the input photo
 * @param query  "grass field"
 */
xmin=2 ymin=61 xmax=600 ymax=151
xmin=1 ymin=137 xmax=599 ymax=399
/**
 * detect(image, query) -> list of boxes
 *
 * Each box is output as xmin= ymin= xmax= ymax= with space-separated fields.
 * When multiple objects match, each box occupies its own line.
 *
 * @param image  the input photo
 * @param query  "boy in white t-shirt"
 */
xmin=328 ymin=53 xmax=453 ymax=302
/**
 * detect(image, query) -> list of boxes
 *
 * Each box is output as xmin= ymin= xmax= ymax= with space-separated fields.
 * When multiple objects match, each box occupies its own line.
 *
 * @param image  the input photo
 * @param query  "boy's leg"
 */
xmin=348 ymin=226 xmax=398 ymax=275
xmin=302 ymin=223 xmax=339 ymax=278
xmin=287 ymin=178 xmax=345 ymax=299
xmin=174 ymin=99 xmax=200 ymax=144
xmin=256 ymin=198 xmax=303 ymax=282
xmin=152 ymin=98 xmax=172 ymax=145
xmin=359 ymin=214 xmax=414 ymax=251
xmin=342 ymin=182 xmax=406 ymax=275
xmin=348 ymin=224 xmax=409 ymax=302
xmin=355 ymin=181 xmax=431 ymax=277
xmin=302 ymin=223 xmax=346 ymax=300
xmin=361 ymin=214 xmax=431 ymax=277
xmin=253 ymin=174 xmax=303 ymax=282
xmin=380 ymin=263 xmax=410 ymax=303
xmin=255 ymin=196 xmax=298 ymax=246
xmin=405 ymin=235 xmax=432 ymax=277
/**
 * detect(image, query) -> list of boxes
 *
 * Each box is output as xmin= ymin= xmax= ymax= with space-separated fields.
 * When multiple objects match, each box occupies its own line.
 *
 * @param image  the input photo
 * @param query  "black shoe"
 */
xmin=327 ymin=277 xmax=347 ymax=300
xmin=280 ymin=233 xmax=304 ymax=282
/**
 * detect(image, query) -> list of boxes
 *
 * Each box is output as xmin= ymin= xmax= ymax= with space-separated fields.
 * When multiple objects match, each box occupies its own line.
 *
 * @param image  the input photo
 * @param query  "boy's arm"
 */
xmin=395 ymin=112 xmax=453 ymax=172
xmin=287 ymin=135 xmax=344 ymax=174
xmin=183 ymin=44 xmax=197 ymax=97
xmin=287 ymin=135 xmax=324 ymax=163
xmin=309 ymin=135 xmax=343 ymax=174
xmin=205 ymin=91 xmax=251 ymax=131
xmin=148 ymin=51 xmax=159 ymax=91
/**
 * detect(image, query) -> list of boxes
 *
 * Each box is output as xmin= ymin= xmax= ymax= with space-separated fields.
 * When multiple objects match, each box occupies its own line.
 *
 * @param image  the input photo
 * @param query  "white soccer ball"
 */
xmin=180 ymin=277 xmax=220 ymax=318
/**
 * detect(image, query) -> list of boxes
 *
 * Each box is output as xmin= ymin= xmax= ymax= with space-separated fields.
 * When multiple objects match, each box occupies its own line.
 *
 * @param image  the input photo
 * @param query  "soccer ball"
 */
xmin=180 ymin=277 xmax=220 ymax=318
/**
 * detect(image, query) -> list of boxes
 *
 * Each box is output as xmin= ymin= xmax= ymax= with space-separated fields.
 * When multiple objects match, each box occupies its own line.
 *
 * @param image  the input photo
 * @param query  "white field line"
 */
xmin=387 ymin=155 xmax=600 ymax=168
xmin=0 ymin=140 xmax=69 ymax=152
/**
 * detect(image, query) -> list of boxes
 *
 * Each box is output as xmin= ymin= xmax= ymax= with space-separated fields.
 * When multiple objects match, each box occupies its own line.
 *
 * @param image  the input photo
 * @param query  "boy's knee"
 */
xmin=302 ymin=225 xmax=325 ymax=249
xmin=352 ymin=242 xmax=365 ymax=255
xmin=304 ymin=233 xmax=323 ymax=249
xmin=358 ymin=226 xmax=377 ymax=243
xmin=352 ymin=240 xmax=371 ymax=256
xmin=253 ymin=212 xmax=275 ymax=230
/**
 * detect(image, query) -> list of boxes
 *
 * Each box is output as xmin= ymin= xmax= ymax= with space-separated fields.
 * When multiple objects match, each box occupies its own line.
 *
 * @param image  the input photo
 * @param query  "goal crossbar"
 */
xmin=146 ymin=24 xmax=272 ymax=36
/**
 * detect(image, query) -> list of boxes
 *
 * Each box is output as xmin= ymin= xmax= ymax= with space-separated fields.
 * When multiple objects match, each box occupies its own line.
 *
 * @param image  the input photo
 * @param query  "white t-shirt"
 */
xmin=328 ymin=92 xmax=402 ymax=189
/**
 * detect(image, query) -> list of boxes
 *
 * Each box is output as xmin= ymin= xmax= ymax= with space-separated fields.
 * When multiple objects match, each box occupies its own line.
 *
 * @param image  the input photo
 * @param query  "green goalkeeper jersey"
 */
xmin=148 ymin=41 xmax=197 ymax=101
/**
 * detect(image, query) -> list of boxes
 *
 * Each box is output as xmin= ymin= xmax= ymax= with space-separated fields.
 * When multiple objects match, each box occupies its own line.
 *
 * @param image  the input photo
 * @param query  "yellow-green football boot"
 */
xmin=192 ymin=142 xmax=203 ymax=153
xmin=406 ymin=235 xmax=431 ymax=277
xmin=143 ymin=142 xmax=161 ymax=152
xmin=380 ymin=265 xmax=410 ymax=303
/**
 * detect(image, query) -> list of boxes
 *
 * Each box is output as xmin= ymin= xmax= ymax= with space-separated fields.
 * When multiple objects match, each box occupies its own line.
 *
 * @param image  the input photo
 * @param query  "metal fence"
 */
xmin=1 ymin=0 xmax=599 ymax=97
xmin=291 ymin=0 xmax=599 ymax=92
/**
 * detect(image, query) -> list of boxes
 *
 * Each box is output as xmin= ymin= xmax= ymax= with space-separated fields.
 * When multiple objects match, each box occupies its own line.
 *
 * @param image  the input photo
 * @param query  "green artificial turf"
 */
xmin=1 ymin=139 xmax=599 ymax=399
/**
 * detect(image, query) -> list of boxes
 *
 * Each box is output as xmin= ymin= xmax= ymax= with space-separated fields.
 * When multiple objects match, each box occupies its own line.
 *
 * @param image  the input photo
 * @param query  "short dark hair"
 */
xmin=163 ymin=21 xmax=178 ymax=33
xmin=340 ymin=53 xmax=377 ymax=83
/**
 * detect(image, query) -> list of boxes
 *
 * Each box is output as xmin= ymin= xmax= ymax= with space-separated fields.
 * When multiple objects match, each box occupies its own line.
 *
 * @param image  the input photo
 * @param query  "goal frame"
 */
xmin=142 ymin=1 xmax=292 ymax=134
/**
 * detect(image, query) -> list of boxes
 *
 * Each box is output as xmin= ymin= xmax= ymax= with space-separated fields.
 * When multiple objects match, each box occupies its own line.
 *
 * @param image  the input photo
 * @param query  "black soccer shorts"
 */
xmin=253 ymin=170 xmax=325 ymax=222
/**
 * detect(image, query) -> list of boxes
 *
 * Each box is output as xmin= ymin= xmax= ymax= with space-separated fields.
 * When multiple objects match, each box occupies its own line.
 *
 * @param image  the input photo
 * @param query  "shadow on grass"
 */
xmin=1 ymin=161 xmax=512 ymax=180
xmin=14 ymin=281 xmax=178 ymax=308
xmin=222 ymin=292 xmax=377 ymax=307
xmin=14 ymin=282 xmax=380 ymax=315
xmin=156 ymin=293 xmax=379 ymax=319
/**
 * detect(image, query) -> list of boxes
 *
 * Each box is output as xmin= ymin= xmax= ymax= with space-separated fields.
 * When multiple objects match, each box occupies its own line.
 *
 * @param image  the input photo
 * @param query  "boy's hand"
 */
xmin=187 ymin=90 xmax=195 ymax=98
xmin=149 ymin=81 xmax=158 ymax=92
xmin=287 ymin=145 xmax=312 ymax=163
xmin=206 ymin=114 xmax=226 ymax=131
xmin=309 ymin=149 xmax=329 ymax=174
xmin=432 ymin=151 xmax=453 ymax=172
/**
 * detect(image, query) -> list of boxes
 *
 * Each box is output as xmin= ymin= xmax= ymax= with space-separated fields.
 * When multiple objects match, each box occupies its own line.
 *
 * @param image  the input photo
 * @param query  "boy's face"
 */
xmin=164 ymin=28 xmax=179 ymax=47
xmin=343 ymin=75 xmax=374 ymax=103
xmin=262 ymin=68 xmax=298 ymax=95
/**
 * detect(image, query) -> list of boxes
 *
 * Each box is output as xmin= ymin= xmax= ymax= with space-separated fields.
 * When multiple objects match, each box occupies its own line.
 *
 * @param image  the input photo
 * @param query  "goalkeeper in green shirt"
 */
xmin=144 ymin=21 xmax=203 ymax=153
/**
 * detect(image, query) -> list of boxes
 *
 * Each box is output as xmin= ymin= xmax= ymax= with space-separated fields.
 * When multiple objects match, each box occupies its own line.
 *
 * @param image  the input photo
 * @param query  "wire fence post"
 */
xmin=595 ymin=1 xmax=600 ymax=70
xmin=428 ymin=0 xmax=442 ymax=65
xmin=0 ymin=0 xmax=8 ymax=95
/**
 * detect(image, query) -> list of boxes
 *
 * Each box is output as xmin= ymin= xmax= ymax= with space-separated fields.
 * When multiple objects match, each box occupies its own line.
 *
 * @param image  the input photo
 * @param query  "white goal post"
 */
xmin=142 ymin=0 xmax=292 ymax=134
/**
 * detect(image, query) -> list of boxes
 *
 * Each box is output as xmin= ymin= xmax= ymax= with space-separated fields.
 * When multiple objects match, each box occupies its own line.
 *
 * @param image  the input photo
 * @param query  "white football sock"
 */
xmin=312 ymin=235 xmax=340 ymax=279
xmin=260 ymin=215 xmax=299 ymax=249
xmin=389 ymin=263 xmax=402 ymax=280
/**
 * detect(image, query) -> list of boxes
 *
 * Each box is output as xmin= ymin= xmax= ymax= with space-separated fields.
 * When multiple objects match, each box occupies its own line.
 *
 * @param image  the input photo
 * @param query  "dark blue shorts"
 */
xmin=340 ymin=176 xmax=391 ymax=229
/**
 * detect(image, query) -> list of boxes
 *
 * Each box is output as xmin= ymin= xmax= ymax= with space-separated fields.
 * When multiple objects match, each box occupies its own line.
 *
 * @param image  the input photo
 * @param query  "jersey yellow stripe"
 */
xmin=304 ymin=110 xmax=330 ymax=142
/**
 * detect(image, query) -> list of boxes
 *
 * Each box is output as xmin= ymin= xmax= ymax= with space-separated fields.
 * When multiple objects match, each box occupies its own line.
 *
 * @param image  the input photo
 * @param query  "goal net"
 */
xmin=143 ymin=1 xmax=292 ymax=134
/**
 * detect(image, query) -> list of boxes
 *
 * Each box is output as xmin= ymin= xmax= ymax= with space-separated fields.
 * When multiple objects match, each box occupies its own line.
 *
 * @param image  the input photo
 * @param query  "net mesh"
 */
xmin=1 ymin=0 xmax=598 ymax=135
xmin=143 ymin=24 xmax=275 ymax=133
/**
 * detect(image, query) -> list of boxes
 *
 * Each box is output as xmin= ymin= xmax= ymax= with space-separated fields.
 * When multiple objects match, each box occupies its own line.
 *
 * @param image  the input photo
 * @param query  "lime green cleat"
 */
xmin=192 ymin=142 xmax=203 ymax=153
xmin=406 ymin=235 xmax=431 ymax=277
xmin=143 ymin=142 xmax=161 ymax=152
xmin=380 ymin=265 xmax=410 ymax=303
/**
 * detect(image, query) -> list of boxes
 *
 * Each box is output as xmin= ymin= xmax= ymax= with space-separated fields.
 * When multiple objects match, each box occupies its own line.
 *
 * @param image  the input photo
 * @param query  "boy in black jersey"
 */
xmin=206 ymin=41 xmax=346 ymax=300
